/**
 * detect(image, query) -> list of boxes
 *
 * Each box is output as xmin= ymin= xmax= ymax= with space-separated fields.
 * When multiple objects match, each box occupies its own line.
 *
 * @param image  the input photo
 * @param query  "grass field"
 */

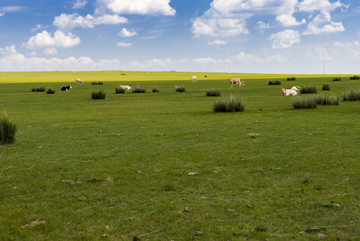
xmin=1 ymin=71 xmax=360 ymax=240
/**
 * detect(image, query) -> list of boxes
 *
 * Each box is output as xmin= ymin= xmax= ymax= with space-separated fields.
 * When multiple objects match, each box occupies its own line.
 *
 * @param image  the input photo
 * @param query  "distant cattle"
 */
xmin=61 ymin=86 xmax=72 ymax=91
xmin=119 ymin=85 xmax=132 ymax=90
xmin=281 ymin=88 xmax=298 ymax=96
xmin=229 ymin=78 xmax=245 ymax=87
xmin=191 ymin=76 xmax=197 ymax=82
xmin=75 ymin=78 xmax=83 ymax=84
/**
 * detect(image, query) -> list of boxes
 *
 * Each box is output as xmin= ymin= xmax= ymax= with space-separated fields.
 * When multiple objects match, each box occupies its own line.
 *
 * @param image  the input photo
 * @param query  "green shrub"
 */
xmin=115 ymin=88 xmax=125 ymax=94
xmin=132 ymin=85 xmax=146 ymax=93
xmin=46 ymin=88 xmax=55 ymax=94
xmin=92 ymin=91 xmax=106 ymax=99
xmin=0 ymin=117 xmax=18 ymax=145
xmin=313 ymin=95 xmax=339 ymax=105
xmin=206 ymin=89 xmax=220 ymax=96
xmin=268 ymin=80 xmax=281 ymax=85
xmin=300 ymin=86 xmax=317 ymax=94
xmin=350 ymin=76 xmax=360 ymax=80
xmin=31 ymin=87 xmax=45 ymax=92
xmin=343 ymin=88 xmax=360 ymax=101
xmin=293 ymin=96 xmax=317 ymax=109
xmin=322 ymin=84 xmax=330 ymax=91
xmin=287 ymin=77 xmax=296 ymax=81
xmin=92 ymin=81 xmax=103 ymax=85
xmin=213 ymin=96 xmax=245 ymax=112
xmin=333 ymin=77 xmax=341 ymax=81
xmin=175 ymin=86 xmax=186 ymax=92
xmin=152 ymin=87 xmax=160 ymax=93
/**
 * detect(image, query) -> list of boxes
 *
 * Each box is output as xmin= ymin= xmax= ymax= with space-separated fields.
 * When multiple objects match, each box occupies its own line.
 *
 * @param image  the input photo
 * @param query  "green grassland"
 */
xmin=1 ymin=71 xmax=360 ymax=240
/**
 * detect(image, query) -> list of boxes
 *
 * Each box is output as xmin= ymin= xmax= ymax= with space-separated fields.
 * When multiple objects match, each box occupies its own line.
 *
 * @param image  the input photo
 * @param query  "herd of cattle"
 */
xmin=63 ymin=76 xmax=300 ymax=96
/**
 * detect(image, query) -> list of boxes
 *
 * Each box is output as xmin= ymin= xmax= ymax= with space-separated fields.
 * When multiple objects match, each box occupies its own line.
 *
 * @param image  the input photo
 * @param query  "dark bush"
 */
xmin=300 ymin=86 xmax=317 ymax=94
xmin=0 ymin=117 xmax=18 ymax=145
xmin=322 ymin=84 xmax=330 ymax=91
xmin=214 ymin=96 xmax=245 ymax=112
xmin=268 ymin=80 xmax=282 ymax=85
xmin=293 ymin=96 xmax=317 ymax=109
xmin=132 ymin=85 xmax=146 ymax=93
xmin=206 ymin=89 xmax=220 ymax=96
xmin=46 ymin=88 xmax=55 ymax=94
xmin=92 ymin=91 xmax=106 ymax=99
xmin=343 ymin=88 xmax=360 ymax=101
xmin=313 ymin=95 xmax=339 ymax=105
xmin=115 ymin=88 xmax=125 ymax=94
xmin=350 ymin=76 xmax=360 ymax=80
xmin=152 ymin=87 xmax=160 ymax=93
xmin=175 ymin=86 xmax=186 ymax=92
xmin=287 ymin=77 xmax=296 ymax=81
xmin=32 ymin=87 xmax=45 ymax=92
xmin=92 ymin=81 xmax=103 ymax=85
xmin=333 ymin=77 xmax=341 ymax=81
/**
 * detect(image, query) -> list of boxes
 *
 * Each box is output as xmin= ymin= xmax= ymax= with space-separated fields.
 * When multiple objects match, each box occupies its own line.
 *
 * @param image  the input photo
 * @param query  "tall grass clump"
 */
xmin=287 ymin=77 xmax=296 ymax=81
xmin=313 ymin=95 xmax=339 ymax=105
xmin=0 ymin=117 xmax=18 ymax=145
xmin=175 ymin=86 xmax=186 ymax=92
xmin=31 ymin=87 xmax=45 ymax=92
xmin=350 ymin=75 xmax=360 ymax=80
xmin=91 ymin=91 xmax=106 ymax=99
xmin=46 ymin=88 xmax=55 ymax=94
xmin=322 ymin=84 xmax=330 ymax=91
xmin=115 ymin=88 xmax=125 ymax=94
xmin=300 ymin=86 xmax=317 ymax=94
xmin=343 ymin=88 xmax=360 ymax=101
xmin=152 ymin=87 xmax=160 ymax=93
xmin=92 ymin=81 xmax=103 ymax=85
xmin=333 ymin=77 xmax=341 ymax=81
xmin=268 ymin=80 xmax=281 ymax=85
xmin=132 ymin=85 xmax=146 ymax=93
xmin=293 ymin=96 xmax=317 ymax=109
xmin=213 ymin=96 xmax=245 ymax=112
xmin=206 ymin=89 xmax=220 ymax=96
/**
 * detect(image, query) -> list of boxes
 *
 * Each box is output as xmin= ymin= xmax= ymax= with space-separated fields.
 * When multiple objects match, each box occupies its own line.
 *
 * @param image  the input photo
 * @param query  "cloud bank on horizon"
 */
xmin=0 ymin=0 xmax=359 ymax=74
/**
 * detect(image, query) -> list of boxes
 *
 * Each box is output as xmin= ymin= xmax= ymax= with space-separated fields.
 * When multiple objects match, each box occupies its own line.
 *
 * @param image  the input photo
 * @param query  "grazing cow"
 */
xmin=281 ymin=88 xmax=298 ymax=96
xmin=75 ymin=78 xmax=83 ymax=84
xmin=191 ymin=76 xmax=197 ymax=82
xmin=61 ymin=86 xmax=72 ymax=91
xmin=291 ymin=85 xmax=300 ymax=91
xmin=119 ymin=85 xmax=132 ymax=90
xmin=229 ymin=78 xmax=245 ymax=87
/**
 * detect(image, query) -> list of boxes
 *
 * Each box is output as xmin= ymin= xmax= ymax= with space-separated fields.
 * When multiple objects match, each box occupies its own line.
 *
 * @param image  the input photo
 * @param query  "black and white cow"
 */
xmin=61 ymin=86 xmax=72 ymax=91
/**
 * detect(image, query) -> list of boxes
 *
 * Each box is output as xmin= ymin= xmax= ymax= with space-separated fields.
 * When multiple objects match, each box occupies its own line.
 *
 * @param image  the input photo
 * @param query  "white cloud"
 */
xmin=53 ymin=13 xmax=127 ymax=30
xmin=24 ymin=30 xmax=81 ymax=49
xmin=73 ymin=0 xmax=88 ymax=9
xmin=208 ymin=40 xmax=227 ymax=46
xmin=276 ymin=14 xmax=306 ymax=27
xmin=268 ymin=30 xmax=300 ymax=49
xmin=31 ymin=24 xmax=44 ymax=33
xmin=118 ymin=28 xmax=137 ymax=37
xmin=95 ymin=0 xmax=176 ymax=16
xmin=257 ymin=21 xmax=270 ymax=31
xmin=0 ymin=12 xmax=4 ymax=17
xmin=43 ymin=48 xmax=58 ymax=55
xmin=116 ymin=42 xmax=132 ymax=47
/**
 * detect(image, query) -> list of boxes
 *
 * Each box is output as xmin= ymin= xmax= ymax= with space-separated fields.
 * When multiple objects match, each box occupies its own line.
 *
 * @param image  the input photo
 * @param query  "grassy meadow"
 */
xmin=1 ymin=71 xmax=360 ymax=240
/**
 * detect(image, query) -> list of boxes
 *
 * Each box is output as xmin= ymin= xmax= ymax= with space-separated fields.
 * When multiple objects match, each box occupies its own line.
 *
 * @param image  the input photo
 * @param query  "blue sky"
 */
xmin=0 ymin=0 xmax=359 ymax=73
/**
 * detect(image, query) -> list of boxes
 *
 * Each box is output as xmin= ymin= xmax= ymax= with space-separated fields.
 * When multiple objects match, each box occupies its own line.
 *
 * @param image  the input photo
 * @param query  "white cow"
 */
xmin=229 ymin=78 xmax=245 ymax=87
xmin=75 ymin=78 xmax=83 ymax=84
xmin=281 ymin=88 xmax=298 ymax=96
xmin=191 ymin=76 xmax=197 ymax=82
xmin=291 ymin=85 xmax=300 ymax=91
xmin=119 ymin=85 xmax=132 ymax=90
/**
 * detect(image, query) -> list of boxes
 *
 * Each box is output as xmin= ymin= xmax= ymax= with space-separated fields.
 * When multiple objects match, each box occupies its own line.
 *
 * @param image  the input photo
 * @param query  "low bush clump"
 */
xmin=300 ymin=86 xmax=317 ymax=94
xmin=31 ymin=87 xmax=45 ymax=92
xmin=287 ymin=77 xmax=296 ymax=81
xmin=92 ymin=81 xmax=103 ymax=85
xmin=92 ymin=91 xmax=106 ymax=99
xmin=0 ymin=117 xmax=18 ymax=145
xmin=175 ymin=86 xmax=186 ymax=92
xmin=152 ymin=87 xmax=160 ymax=93
xmin=115 ymin=88 xmax=125 ymax=94
xmin=132 ymin=85 xmax=146 ymax=93
xmin=206 ymin=89 xmax=220 ymax=96
xmin=350 ymin=75 xmax=360 ymax=80
xmin=268 ymin=80 xmax=282 ymax=85
xmin=46 ymin=88 xmax=55 ymax=94
xmin=322 ymin=84 xmax=330 ymax=91
xmin=293 ymin=96 xmax=317 ymax=109
xmin=213 ymin=96 xmax=245 ymax=112
xmin=343 ymin=88 xmax=360 ymax=101
xmin=333 ymin=77 xmax=341 ymax=81
xmin=313 ymin=95 xmax=339 ymax=105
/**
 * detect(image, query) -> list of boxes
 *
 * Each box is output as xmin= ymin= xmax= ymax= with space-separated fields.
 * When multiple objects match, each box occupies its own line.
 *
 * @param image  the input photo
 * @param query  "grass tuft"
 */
xmin=0 ymin=117 xmax=18 ymax=145
xmin=322 ymin=84 xmax=330 ymax=91
xmin=132 ymin=85 xmax=146 ymax=93
xmin=92 ymin=81 xmax=103 ymax=85
xmin=350 ymin=75 xmax=360 ymax=80
xmin=313 ymin=95 xmax=339 ymax=105
xmin=300 ymin=86 xmax=317 ymax=94
xmin=175 ymin=86 xmax=186 ymax=92
xmin=91 ymin=91 xmax=106 ymax=99
xmin=268 ymin=80 xmax=282 ymax=85
xmin=115 ymin=88 xmax=125 ymax=94
xmin=46 ymin=88 xmax=55 ymax=94
xmin=343 ymin=88 xmax=360 ymax=101
xmin=287 ymin=77 xmax=296 ymax=81
xmin=333 ymin=77 xmax=341 ymax=81
xmin=213 ymin=96 xmax=245 ymax=112
xmin=152 ymin=87 xmax=160 ymax=93
xmin=32 ymin=87 xmax=45 ymax=92
xmin=206 ymin=89 xmax=220 ymax=96
xmin=293 ymin=96 xmax=317 ymax=109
